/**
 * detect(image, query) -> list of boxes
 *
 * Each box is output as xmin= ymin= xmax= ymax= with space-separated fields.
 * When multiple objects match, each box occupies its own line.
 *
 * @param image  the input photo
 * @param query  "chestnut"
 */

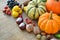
xmin=16 ymin=17 xmax=23 ymax=25
xmin=19 ymin=22 xmax=26 ymax=30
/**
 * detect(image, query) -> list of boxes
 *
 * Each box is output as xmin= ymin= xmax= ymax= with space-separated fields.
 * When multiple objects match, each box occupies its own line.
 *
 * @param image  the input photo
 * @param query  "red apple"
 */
xmin=6 ymin=9 xmax=11 ymax=15
xmin=7 ymin=12 xmax=11 ymax=15
xmin=3 ymin=9 xmax=6 ymax=13
xmin=19 ymin=22 xmax=26 ymax=30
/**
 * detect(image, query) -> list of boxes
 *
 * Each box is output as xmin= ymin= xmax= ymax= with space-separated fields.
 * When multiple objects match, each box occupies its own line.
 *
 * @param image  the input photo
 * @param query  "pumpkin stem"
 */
xmin=49 ymin=11 xmax=53 ymax=19
xmin=35 ymin=4 xmax=38 ymax=8
xmin=55 ymin=0 xmax=59 ymax=1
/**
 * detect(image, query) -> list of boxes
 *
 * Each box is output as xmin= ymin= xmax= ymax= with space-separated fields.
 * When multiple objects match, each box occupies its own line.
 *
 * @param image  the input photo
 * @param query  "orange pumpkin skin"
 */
xmin=38 ymin=12 xmax=60 ymax=34
xmin=46 ymin=0 xmax=60 ymax=14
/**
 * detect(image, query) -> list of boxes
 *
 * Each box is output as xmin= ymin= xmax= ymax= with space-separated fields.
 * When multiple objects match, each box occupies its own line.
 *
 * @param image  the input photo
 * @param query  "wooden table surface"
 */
xmin=0 ymin=0 xmax=37 ymax=40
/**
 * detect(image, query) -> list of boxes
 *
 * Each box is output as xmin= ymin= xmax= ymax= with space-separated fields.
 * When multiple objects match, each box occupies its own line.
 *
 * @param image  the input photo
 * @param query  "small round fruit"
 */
xmin=26 ymin=24 xmax=33 ymax=32
xmin=36 ymin=34 xmax=41 ymax=40
xmin=16 ymin=17 xmax=23 ymax=25
xmin=19 ymin=22 xmax=26 ymax=30
xmin=41 ymin=36 xmax=47 ymax=40
xmin=12 ymin=11 xmax=19 ymax=18
xmin=54 ymin=34 xmax=60 ymax=39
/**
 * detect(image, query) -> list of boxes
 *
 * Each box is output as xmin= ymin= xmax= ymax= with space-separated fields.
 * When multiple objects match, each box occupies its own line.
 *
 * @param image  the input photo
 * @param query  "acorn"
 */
xmin=19 ymin=22 xmax=26 ymax=30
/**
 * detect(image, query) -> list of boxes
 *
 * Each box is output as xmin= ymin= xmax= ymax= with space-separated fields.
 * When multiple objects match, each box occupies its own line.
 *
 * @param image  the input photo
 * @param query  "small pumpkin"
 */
xmin=46 ymin=0 xmax=60 ymax=14
xmin=12 ymin=5 xmax=22 ymax=15
xmin=38 ymin=11 xmax=60 ymax=34
xmin=12 ymin=11 xmax=19 ymax=18
xmin=26 ymin=0 xmax=46 ymax=19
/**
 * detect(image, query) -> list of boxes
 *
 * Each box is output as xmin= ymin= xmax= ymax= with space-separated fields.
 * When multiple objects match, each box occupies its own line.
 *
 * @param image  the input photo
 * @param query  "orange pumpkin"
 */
xmin=38 ymin=11 xmax=60 ymax=34
xmin=46 ymin=0 xmax=60 ymax=14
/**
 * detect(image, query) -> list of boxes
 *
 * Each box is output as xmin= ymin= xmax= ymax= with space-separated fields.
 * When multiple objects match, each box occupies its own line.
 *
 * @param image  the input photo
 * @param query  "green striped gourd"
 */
xmin=26 ymin=0 xmax=46 ymax=19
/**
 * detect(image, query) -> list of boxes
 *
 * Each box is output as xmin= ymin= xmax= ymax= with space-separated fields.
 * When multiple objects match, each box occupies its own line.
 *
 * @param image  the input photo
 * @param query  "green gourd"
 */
xmin=54 ymin=34 xmax=60 ymax=39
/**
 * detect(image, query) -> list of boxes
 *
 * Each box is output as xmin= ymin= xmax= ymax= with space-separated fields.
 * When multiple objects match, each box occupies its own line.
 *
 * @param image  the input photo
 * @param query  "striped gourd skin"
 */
xmin=26 ymin=0 xmax=46 ymax=19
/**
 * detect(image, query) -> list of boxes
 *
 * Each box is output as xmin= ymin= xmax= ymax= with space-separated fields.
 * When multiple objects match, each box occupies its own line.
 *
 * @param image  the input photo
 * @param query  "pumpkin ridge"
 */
xmin=40 ymin=19 xmax=48 ymax=31
xmin=37 ymin=8 xmax=40 ymax=16
xmin=45 ymin=20 xmax=53 ymax=34
xmin=38 ymin=8 xmax=43 ymax=15
xmin=52 ymin=20 xmax=59 ymax=34
xmin=53 ymin=16 xmax=60 ymax=30
xmin=38 ymin=2 xmax=45 ymax=6
xmin=39 ymin=6 xmax=46 ymax=12
xmin=40 ymin=13 xmax=49 ymax=18
xmin=38 ymin=17 xmax=48 ymax=27
xmin=36 ymin=0 xmax=37 ymax=4
xmin=38 ymin=0 xmax=41 ymax=4
xmin=33 ymin=8 xmax=36 ymax=19
xmin=27 ymin=7 xmax=34 ymax=15
xmin=32 ymin=1 xmax=35 ymax=5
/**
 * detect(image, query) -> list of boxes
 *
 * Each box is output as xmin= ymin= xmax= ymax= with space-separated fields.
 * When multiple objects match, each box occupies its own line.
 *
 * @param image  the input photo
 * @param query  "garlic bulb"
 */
xmin=26 ymin=24 xmax=33 ymax=32
xmin=33 ymin=26 xmax=40 ymax=35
